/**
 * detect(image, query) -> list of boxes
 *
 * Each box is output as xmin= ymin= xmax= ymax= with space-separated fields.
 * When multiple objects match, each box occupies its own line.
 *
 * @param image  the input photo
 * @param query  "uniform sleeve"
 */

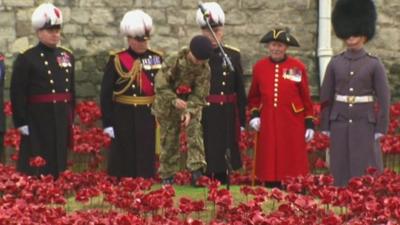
xmin=100 ymin=56 xmax=118 ymax=128
xmin=373 ymin=59 xmax=390 ymax=134
xmin=247 ymin=64 xmax=261 ymax=118
xmin=152 ymin=56 xmax=179 ymax=117
xmin=186 ymin=64 xmax=211 ymax=115
xmin=298 ymin=62 xmax=315 ymax=125
xmin=69 ymin=53 xmax=76 ymax=120
xmin=320 ymin=60 xmax=336 ymax=131
xmin=233 ymin=52 xmax=247 ymax=127
xmin=10 ymin=54 xmax=30 ymax=127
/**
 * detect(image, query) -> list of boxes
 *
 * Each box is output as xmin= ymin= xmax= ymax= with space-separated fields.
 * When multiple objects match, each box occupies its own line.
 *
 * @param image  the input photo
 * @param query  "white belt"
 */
xmin=335 ymin=94 xmax=374 ymax=104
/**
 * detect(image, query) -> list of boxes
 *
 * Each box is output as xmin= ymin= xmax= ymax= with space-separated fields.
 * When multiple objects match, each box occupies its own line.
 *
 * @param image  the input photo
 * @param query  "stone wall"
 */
xmin=0 ymin=0 xmax=399 ymax=101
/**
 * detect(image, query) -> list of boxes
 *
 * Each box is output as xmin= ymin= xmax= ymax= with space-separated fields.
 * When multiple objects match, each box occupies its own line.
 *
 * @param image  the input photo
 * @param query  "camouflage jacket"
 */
xmin=152 ymin=47 xmax=210 ymax=118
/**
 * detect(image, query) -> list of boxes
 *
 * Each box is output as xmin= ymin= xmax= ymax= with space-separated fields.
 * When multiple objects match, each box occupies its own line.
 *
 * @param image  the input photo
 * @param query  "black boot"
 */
xmin=161 ymin=176 xmax=174 ymax=185
xmin=265 ymin=181 xmax=283 ymax=189
xmin=191 ymin=169 xmax=203 ymax=187
xmin=213 ymin=172 xmax=227 ymax=184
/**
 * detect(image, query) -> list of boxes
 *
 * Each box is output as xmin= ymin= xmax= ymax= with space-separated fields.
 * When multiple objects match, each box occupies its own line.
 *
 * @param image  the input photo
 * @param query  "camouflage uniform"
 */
xmin=152 ymin=47 xmax=211 ymax=179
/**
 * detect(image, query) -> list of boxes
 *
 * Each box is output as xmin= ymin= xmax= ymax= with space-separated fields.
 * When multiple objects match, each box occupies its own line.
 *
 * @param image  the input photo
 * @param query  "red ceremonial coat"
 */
xmin=247 ymin=56 xmax=313 ymax=182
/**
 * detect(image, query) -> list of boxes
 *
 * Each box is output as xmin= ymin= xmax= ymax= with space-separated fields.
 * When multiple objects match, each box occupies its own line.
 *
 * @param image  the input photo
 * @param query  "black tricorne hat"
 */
xmin=332 ymin=0 xmax=377 ymax=41
xmin=189 ymin=35 xmax=213 ymax=60
xmin=260 ymin=29 xmax=300 ymax=47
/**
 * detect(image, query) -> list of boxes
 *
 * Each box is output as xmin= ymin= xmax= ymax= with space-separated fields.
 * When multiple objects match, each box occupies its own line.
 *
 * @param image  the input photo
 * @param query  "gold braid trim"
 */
xmin=113 ymin=55 xmax=143 ymax=96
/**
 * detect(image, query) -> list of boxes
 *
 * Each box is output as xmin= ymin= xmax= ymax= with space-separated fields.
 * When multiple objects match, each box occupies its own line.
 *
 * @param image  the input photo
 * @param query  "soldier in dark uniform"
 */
xmin=0 ymin=53 xmax=5 ymax=162
xmin=320 ymin=0 xmax=390 ymax=186
xmin=195 ymin=2 xmax=246 ymax=183
xmin=10 ymin=3 xmax=75 ymax=177
xmin=152 ymin=35 xmax=213 ymax=186
xmin=100 ymin=10 xmax=162 ymax=178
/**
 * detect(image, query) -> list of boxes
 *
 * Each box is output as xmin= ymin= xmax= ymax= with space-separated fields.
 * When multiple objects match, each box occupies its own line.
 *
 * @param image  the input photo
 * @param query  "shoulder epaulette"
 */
xmin=224 ymin=44 xmax=240 ymax=53
xmin=148 ymin=48 xmax=164 ymax=56
xmin=109 ymin=49 xmax=125 ymax=56
xmin=19 ymin=45 xmax=34 ymax=54
xmin=367 ymin=52 xmax=379 ymax=59
xmin=59 ymin=46 xmax=73 ymax=54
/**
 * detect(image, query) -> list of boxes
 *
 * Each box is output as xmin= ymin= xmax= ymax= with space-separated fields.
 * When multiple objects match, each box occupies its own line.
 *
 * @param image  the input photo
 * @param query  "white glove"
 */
xmin=240 ymin=126 xmax=245 ymax=132
xmin=374 ymin=133 xmax=384 ymax=141
xmin=321 ymin=131 xmax=330 ymax=137
xmin=305 ymin=129 xmax=315 ymax=142
xmin=249 ymin=117 xmax=260 ymax=131
xmin=18 ymin=125 xmax=29 ymax=135
xmin=103 ymin=127 xmax=115 ymax=138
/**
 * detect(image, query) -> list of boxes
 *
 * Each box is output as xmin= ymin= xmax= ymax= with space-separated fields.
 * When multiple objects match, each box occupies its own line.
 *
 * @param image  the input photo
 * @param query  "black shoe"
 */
xmin=161 ymin=176 xmax=174 ymax=185
xmin=265 ymin=181 xmax=283 ymax=189
xmin=191 ymin=170 xmax=203 ymax=187
xmin=214 ymin=172 xmax=227 ymax=184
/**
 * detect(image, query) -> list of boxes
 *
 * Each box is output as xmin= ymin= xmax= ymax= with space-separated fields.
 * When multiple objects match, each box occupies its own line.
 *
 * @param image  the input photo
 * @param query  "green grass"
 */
xmin=63 ymin=183 xmax=281 ymax=223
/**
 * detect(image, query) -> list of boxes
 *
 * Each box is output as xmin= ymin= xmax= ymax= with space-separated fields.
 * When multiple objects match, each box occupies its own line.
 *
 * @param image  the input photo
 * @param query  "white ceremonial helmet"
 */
xmin=31 ymin=3 xmax=63 ymax=30
xmin=196 ymin=2 xmax=225 ymax=29
xmin=120 ymin=10 xmax=153 ymax=41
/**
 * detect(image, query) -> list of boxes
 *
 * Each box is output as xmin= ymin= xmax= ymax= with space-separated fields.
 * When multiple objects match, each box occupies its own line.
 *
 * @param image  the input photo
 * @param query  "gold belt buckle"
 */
xmin=347 ymin=96 xmax=355 ymax=104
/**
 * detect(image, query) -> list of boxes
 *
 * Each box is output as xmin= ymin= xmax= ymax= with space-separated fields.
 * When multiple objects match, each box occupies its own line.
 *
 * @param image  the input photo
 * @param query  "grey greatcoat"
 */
xmin=320 ymin=48 xmax=390 ymax=186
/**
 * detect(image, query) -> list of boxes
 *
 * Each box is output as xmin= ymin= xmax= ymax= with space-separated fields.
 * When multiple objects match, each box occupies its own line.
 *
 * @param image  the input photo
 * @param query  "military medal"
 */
xmin=151 ymin=56 xmax=162 ymax=69
xmin=57 ymin=52 xmax=71 ymax=68
xmin=283 ymin=67 xmax=302 ymax=82
xmin=142 ymin=56 xmax=161 ymax=70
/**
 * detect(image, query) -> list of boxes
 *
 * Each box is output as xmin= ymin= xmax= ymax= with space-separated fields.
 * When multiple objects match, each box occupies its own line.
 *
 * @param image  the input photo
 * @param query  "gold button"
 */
xmin=220 ymin=91 xmax=224 ymax=95
xmin=274 ymin=83 xmax=278 ymax=87
xmin=223 ymin=72 xmax=227 ymax=76
xmin=350 ymin=71 xmax=354 ymax=76
xmin=274 ymin=103 xmax=277 ymax=107
xmin=65 ymin=78 xmax=69 ymax=82
xmin=274 ymin=88 xmax=278 ymax=92
xmin=220 ymin=102 xmax=223 ymax=105
xmin=66 ymin=69 xmax=69 ymax=73
xmin=53 ymin=100 xmax=56 ymax=104
xmin=274 ymin=79 xmax=278 ymax=82
xmin=222 ymin=81 xmax=226 ymax=86
xmin=274 ymin=98 xmax=278 ymax=102
xmin=40 ymin=53 xmax=44 ymax=57
xmin=274 ymin=93 xmax=278 ymax=97
xmin=151 ymin=73 xmax=154 ymax=77
xmin=134 ymin=104 xmax=137 ymax=107
xmin=52 ymin=89 xmax=56 ymax=93
xmin=349 ymin=104 xmax=353 ymax=107
xmin=64 ymin=100 xmax=68 ymax=103
xmin=44 ymin=61 xmax=48 ymax=65
xmin=132 ymin=84 xmax=135 ymax=88
xmin=275 ymin=64 xmax=279 ymax=68
xmin=48 ymin=70 xmax=52 ymax=75
xmin=50 ymin=80 xmax=54 ymax=84
xmin=151 ymin=82 xmax=154 ymax=86
xmin=349 ymin=88 xmax=354 ymax=92
xmin=206 ymin=102 xmax=210 ymax=106
xmin=133 ymin=94 xmax=137 ymax=97
xmin=275 ymin=69 xmax=279 ymax=73
xmin=275 ymin=74 xmax=279 ymax=77
xmin=349 ymin=119 xmax=353 ymax=123
xmin=65 ymin=88 xmax=69 ymax=92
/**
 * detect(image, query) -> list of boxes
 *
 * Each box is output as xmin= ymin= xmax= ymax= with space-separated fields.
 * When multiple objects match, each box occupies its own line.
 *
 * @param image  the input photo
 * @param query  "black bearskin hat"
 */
xmin=332 ymin=0 xmax=377 ymax=41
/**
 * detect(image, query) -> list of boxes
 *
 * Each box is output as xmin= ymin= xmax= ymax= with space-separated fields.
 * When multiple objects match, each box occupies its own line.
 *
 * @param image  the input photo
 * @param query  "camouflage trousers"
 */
xmin=158 ymin=111 xmax=206 ymax=179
